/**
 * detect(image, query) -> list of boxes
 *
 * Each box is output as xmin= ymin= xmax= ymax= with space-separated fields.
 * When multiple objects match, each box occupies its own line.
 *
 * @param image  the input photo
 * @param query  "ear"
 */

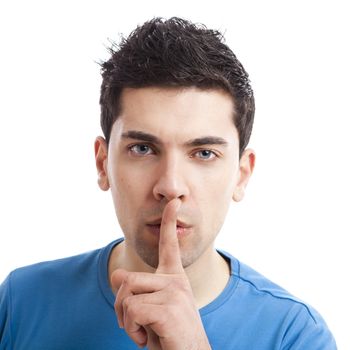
xmin=94 ymin=136 xmax=110 ymax=191
xmin=232 ymin=148 xmax=255 ymax=202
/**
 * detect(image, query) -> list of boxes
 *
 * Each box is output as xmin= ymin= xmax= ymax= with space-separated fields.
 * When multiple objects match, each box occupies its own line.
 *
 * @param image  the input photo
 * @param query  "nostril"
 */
xmin=152 ymin=175 xmax=189 ymax=201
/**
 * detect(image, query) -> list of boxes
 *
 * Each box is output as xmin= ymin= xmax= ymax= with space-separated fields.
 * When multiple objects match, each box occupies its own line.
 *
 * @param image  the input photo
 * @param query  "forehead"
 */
xmin=112 ymin=87 xmax=238 ymax=143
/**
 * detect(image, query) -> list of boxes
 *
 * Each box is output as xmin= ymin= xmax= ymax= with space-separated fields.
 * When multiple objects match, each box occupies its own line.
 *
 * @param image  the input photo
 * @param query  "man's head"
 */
xmin=99 ymin=17 xmax=254 ymax=159
xmin=95 ymin=17 xmax=255 ymax=269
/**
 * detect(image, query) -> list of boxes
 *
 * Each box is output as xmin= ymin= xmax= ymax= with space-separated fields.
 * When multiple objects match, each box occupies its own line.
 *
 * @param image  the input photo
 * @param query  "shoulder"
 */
xmin=9 ymin=247 xmax=100 ymax=288
xmin=220 ymin=250 xmax=318 ymax=318
xmin=0 ymin=240 xmax=121 ymax=348
xmin=237 ymin=259 xmax=317 ymax=317
xmin=238 ymin=259 xmax=331 ymax=325
xmin=217 ymin=250 xmax=337 ymax=349
xmin=3 ymin=239 xmax=119 ymax=299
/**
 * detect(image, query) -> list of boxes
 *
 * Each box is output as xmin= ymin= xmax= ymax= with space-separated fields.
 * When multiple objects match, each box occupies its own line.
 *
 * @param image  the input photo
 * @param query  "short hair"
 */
xmin=99 ymin=17 xmax=254 ymax=157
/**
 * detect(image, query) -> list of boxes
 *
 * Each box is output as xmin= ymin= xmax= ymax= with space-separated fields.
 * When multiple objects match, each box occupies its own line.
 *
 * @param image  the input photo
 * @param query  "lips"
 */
xmin=146 ymin=220 xmax=192 ymax=237
xmin=146 ymin=219 xmax=191 ymax=228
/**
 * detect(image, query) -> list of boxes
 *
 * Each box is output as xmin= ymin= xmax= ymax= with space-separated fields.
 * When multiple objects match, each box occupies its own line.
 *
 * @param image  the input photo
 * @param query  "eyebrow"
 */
xmin=184 ymin=136 xmax=228 ymax=147
xmin=122 ymin=130 xmax=159 ymax=143
xmin=121 ymin=130 xmax=229 ymax=147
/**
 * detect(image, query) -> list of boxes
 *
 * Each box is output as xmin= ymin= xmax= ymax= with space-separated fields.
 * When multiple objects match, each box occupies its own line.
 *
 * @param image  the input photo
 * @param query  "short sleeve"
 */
xmin=0 ymin=275 xmax=12 ymax=349
xmin=281 ymin=303 xmax=337 ymax=350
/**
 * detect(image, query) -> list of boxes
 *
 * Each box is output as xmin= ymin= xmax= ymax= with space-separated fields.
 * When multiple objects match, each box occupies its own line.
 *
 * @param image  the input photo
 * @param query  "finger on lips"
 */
xmin=157 ymin=198 xmax=184 ymax=274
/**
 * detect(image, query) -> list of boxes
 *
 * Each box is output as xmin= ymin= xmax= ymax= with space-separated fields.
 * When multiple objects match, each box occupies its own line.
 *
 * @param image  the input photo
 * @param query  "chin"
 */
xmin=135 ymin=241 xmax=201 ymax=270
xmin=134 ymin=239 xmax=160 ymax=269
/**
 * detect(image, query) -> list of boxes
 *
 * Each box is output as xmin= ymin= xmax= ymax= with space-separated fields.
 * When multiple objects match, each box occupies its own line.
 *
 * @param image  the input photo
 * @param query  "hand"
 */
xmin=111 ymin=198 xmax=211 ymax=350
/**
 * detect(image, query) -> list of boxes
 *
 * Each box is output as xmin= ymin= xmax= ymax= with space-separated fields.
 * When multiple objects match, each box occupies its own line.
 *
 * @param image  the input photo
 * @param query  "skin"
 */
xmin=94 ymin=87 xmax=255 ymax=349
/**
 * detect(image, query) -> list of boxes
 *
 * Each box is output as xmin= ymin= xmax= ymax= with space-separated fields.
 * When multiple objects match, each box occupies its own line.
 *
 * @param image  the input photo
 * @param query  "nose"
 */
xmin=152 ymin=154 xmax=190 ymax=202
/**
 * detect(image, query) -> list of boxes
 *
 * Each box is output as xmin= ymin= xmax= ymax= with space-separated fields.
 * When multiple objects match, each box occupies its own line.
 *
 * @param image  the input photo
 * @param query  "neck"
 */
xmin=108 ymin=239 xmax=231 ymax=309
xmin=182 ymin=244 xmax=231 ymax=308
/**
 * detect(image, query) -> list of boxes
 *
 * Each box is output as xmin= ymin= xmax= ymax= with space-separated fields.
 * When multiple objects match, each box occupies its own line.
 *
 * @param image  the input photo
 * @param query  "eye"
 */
xmin=193 ymin=149 xmax=217 ymax=160
xmin=129 ymin=144 xmax=155 ymax=156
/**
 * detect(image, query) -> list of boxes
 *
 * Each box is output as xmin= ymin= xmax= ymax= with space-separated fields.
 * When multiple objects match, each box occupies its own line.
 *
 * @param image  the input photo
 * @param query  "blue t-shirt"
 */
xmin=0 ymin=239 xmax=336 ymax=349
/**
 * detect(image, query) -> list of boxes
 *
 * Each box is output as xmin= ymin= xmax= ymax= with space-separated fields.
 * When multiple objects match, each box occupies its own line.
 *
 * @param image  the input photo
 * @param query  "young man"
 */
xmin=0 ymin=17 xmax=336 ymax=349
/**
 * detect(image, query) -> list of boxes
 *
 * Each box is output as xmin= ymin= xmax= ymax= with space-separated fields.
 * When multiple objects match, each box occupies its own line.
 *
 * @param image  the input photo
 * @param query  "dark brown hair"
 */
xmin=99 ymin=17 xmax=254 ymax=157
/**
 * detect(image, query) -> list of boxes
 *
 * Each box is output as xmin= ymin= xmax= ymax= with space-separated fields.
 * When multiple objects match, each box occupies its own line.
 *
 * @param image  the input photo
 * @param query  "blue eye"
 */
xmin=195 ymin=150 xmax=216 ymax=160
xmin=129 ymin=144 xmax=154 ymax=155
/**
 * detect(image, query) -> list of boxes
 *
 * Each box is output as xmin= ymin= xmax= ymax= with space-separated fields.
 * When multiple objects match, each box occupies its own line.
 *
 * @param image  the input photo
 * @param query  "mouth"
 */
xmin=146 ymin=218 xmax=191 ymax=228
xmin=146 ymin=220 xmax=192 ymax=237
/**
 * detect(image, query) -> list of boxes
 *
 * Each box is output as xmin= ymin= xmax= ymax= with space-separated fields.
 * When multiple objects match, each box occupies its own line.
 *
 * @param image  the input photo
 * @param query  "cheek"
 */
xmin=113 ymin=166 xmax=149 ymax=206
xmin=194 ymin=166 xmax=236 ymax=229
xmin=196 ymin=164 xmax=236 ymax=199
xmin=110 ymin=167 xmax=151 ymax=234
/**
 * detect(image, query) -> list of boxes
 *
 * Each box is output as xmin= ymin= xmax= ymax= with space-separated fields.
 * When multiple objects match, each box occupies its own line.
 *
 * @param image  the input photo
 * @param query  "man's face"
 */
xmin=96 ymin=87 xmax=254 ymax=269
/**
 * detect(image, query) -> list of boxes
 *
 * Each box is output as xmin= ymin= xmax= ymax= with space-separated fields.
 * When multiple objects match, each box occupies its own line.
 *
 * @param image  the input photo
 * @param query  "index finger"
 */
xmin=156 ymin=198 xmax=184 ymax=274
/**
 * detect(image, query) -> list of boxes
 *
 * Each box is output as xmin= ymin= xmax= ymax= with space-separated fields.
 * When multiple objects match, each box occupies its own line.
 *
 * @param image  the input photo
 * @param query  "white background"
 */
xmin=0 ymin=0 xmax=349 ymax=348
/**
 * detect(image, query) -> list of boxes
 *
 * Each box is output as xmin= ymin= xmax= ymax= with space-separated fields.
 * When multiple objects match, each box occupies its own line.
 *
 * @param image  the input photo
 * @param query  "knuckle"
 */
xmin=123 ymin=274 xmax=131 ymax=287
xmin=123 ymin=295 xmax=133 ymax=309
xmin=123 ymin=296 xmax=140 ymax=318
xmin=125 ymin=304 xmax=141 ymax=324
xmin=124 ymin=272 xmax=137 ymax=286
xmin=127 ymin=303 xmax=138 ymax=319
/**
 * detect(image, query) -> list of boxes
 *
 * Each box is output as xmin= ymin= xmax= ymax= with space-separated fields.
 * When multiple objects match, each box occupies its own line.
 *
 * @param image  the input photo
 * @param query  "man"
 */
xmin=0 ymin=17 xmax=336 ymax=349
